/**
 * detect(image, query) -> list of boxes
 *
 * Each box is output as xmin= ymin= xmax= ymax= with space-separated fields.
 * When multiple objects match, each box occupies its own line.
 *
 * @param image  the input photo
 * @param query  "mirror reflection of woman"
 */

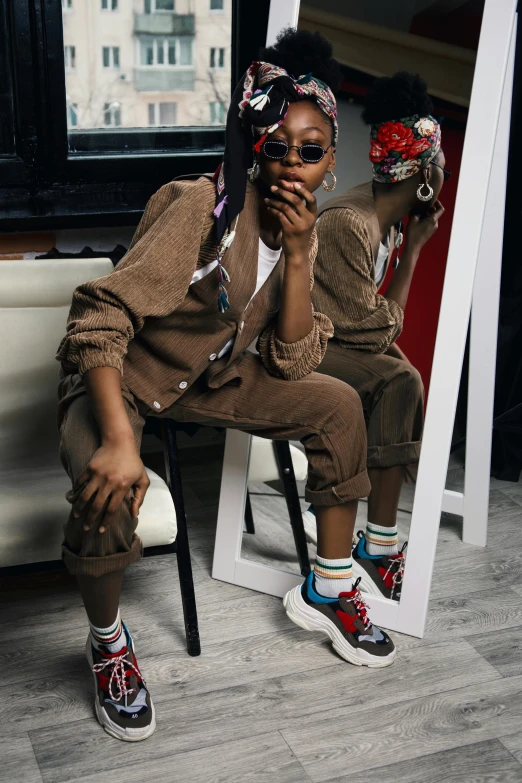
xmin=306 ymin=72 xmax=447 ymax=601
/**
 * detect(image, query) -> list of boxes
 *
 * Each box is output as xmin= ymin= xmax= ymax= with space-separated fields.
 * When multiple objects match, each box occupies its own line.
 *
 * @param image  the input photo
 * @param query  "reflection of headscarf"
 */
xmin=213 ymin=61 xmax=338 ymax=242
xmin=370 ymin=114 xmax=441 ymax=183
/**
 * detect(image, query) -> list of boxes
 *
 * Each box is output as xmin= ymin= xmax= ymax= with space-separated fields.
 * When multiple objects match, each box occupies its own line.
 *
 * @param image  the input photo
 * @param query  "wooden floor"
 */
xmin=1 ymin=433 xmax=522 ymax=783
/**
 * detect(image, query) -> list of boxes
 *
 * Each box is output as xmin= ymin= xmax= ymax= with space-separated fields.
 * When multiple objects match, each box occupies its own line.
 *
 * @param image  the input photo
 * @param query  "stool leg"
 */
xmin=162 ymin=420 xmax=201 ymax=657
xmin=273 ymin=440 xmax=311 ymax=577
xmin=245 ymin=490 xmax=256 ymax=534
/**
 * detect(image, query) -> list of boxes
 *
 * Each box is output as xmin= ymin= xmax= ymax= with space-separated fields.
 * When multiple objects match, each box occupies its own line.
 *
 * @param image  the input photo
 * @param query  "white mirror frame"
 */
xmin=212 ymin=0 xmax=517 ymax=638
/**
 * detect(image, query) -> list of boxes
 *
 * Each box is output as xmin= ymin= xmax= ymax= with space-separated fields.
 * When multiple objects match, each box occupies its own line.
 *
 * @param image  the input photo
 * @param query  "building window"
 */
xmin=62 ymin=0 xmax=73 ymax=10
xmin=210 ymin=0 xmax=224 ymax=10
xmin=210 ymin=101 xmax=225 ymax=124
xmin=140 ymin=37 xmax=192 ymax=67
xmin=64 ymin=46 xmax=76 ymax=70
xmin=148 ymin=102 xmax=177 ymax=126
xmin=67 ymin=103 xmax=78 ymax=127
xmin=210 ymin=47 xmax=225 ymax=69
xmin=101 ymin=0 xmax=119 ymax=10
xmin=144 ymin=0 xmax=175 ymax=12
xmin=104 ymin=101 xmax=122 ymax=127
xmin=102 ymin=46 xmax=120 ymax=68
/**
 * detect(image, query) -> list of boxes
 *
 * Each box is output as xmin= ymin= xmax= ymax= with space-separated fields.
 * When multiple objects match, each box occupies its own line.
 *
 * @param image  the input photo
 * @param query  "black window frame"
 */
xmin=0 ymin=0 xmax=270 ymax=231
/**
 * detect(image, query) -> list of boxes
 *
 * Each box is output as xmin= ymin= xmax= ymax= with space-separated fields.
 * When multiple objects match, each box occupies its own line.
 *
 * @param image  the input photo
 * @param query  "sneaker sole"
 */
xmin=352 ymin=560 xmax=400 ymax=602
xmin=283 ymin=586 xmax=396 ymax=668
xmin=86 ymin=637 xmax=157 ymax=742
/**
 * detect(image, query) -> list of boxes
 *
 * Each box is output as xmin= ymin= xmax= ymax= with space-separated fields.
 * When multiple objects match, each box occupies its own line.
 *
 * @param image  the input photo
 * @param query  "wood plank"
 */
xmin=323 ymin=738 xmax=522 ymax=783
xmin=28 ymin=640 xmax=498 ymax=780
xmin=424 ymin=588 xmax=522 ymax=642
xmin=0 ymin=733 xmax=43 ymax=783
xmin=280 ymin=676 xmax=522 ymax=780
xmin=465 ymin=625 xmax=522 ymax=678
xmin=498 ymin=732 xmax=522 ymax=765
xmin=64 ymin=732 xmax=309 ymax=783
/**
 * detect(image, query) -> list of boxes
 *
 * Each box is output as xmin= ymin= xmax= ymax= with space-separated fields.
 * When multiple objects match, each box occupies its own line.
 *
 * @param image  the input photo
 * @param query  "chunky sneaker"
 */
xmin=86 ymin=622 xmax=156 ymax=741
xmin=352 ymin=531 xmax=406 ymax=601
xmin=283 ymin=572 xmax=396 ymax=668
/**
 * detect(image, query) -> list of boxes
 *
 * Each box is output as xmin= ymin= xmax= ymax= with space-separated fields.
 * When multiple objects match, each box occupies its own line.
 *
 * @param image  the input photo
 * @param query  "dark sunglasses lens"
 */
xmin=300 ymin=144 xmax=324 ymax=163
xmin=263 ymin=141 xmax=288 ymax=159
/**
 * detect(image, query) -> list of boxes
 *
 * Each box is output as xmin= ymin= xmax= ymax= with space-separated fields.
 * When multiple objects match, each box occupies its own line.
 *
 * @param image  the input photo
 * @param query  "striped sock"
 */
xmin=90 ymin=610 xmax=126 ymax=654
xmin=366 ymin=522 xmax=399 ymax=556
xmin=313 ymin=555 xmax=353 ymax=598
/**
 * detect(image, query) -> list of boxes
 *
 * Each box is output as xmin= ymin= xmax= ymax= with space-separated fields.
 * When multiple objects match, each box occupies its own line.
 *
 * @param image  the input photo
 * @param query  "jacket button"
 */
xmin=153 ymin=401 xmax=161 ymax=410
xmin=209 ymin=353 xmax=217 ymax=361
xmin=179 ymin=381 xmax=188 ymax=390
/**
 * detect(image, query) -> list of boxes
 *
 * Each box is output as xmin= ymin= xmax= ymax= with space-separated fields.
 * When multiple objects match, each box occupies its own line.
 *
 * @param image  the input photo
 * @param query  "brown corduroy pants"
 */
xmin=58 ymin=354 xmax=370 ymax=578
xmin=316 ymin=341 xmax=424 ymax=469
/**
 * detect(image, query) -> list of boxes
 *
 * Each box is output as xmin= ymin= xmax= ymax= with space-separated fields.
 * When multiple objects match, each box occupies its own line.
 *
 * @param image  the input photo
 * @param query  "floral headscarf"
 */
xmin=370 ymin=115 xmax=441 ymax=183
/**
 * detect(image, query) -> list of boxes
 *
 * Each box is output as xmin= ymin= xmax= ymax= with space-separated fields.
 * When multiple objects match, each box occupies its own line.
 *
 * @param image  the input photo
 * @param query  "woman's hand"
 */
xmin=406 ymin=200 xmax=445 ymax=252
xmin=264 ymin=182 xmax=317 ymax=260
xmin=71 ymin=439 xmax=150 ymax=534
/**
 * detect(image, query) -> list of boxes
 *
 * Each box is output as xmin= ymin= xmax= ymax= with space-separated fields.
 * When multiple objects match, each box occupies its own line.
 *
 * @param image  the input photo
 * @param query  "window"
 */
xmin=64 ymin=45 xmax=76 ymax=70
xmin=148 ymin=102 xmax=177 ymax=126
xmin=0 ymin=0 xmax=264 ymax=229
xmin=210 ymin=0 xmax=224 ymax=10
xmin=210 ymin=101 xmax=225 ymax=124
xmin=144 ymin=0 xmax=175 ymax=12
xmin=140 ymin=37 xmax=192 ymax=67
xmin=210 ymin=47 xmax=225 ymax=69
xmin=67 ymin=103 xmax=78 ymax=127
xmin=104 ymin=101 xmax=122 ymax=127
xmin=102 ymin=47 xmax=120 ymax=68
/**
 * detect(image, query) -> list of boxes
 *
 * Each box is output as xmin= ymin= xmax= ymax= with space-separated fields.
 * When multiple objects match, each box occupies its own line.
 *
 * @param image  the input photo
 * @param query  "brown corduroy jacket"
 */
xmin=313 ymin=181 xmax=403 ymax=354
xmin=56 ymin=177 xmax=333 ymax=412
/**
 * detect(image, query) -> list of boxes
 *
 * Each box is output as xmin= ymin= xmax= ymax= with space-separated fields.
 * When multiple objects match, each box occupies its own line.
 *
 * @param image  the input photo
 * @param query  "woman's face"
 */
xmin=257 ymin=101 xmax=336 ymax=194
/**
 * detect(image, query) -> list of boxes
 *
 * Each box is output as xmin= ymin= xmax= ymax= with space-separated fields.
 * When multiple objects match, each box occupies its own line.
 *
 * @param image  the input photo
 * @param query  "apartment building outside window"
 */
xmin=140 ymin=37 xmax=192 ymax=66
xmin=62 ymin=0 xmax=73 ymax=10
xmin=148 ymin=102 xmax=177 ymax=126
xmin=102 ymin=46 xmax=120 ymax=68
xmin=210 ymin=0 xmax=224 ymax=11
xmin=210 ymin=47 xmax=225 ymax=69
xmin=67 ymin=103 xmax=78 ymax=127
xmin=104 ymin=101 xmax=122 ymax=127
xmin=144 ymin=0 xmax=175 ymax=12
xmin=210 ymin=101 xmax=225 ymax=124
xmin=101 ymin=0 xmax=118 ymax=9
xmin=64 ymin=46 xmax=76 ymax=70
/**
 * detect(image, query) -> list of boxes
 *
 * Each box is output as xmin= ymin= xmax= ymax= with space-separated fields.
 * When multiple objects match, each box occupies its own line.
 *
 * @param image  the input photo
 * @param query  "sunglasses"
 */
xmin=261 ymin=139 xmax=333 ymax=164
xmin=431 ymin=161 xmax=451 ymax=181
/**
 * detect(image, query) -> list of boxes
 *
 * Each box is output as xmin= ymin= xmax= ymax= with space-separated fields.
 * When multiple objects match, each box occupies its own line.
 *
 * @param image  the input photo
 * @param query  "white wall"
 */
xmin=316 ymin=98 xmax=371 ymax=208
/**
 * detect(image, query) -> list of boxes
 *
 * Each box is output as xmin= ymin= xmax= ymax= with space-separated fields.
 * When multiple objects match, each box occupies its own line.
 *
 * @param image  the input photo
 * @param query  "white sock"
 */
xmin=366 ymin=522 xmax=399 ymax=556
xmin=313 ymin=555 xmax=353 ymax=598
xmin=90 ymin=610 xmax=126 ymax=653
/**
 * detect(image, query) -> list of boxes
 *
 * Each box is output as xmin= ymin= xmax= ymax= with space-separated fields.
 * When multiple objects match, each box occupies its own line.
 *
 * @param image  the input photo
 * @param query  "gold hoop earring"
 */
xmin=322 ymin=170 xmax=337 ymax=192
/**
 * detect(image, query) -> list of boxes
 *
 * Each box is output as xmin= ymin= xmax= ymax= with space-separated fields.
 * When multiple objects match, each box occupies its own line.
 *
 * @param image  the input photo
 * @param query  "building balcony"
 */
xmin=134 ymin=67 xmax=195 ymax=92
xmin=134 ymin=12 xmax=195 ymax=36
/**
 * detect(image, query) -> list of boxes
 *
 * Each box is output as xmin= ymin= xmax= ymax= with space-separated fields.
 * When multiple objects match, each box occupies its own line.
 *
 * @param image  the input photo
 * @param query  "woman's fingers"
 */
xmin=72 ymin=477 xmax=99 ymax=520
xmin=269 ymin=185 xmax=303 ymax=214
xmin=292 ymin=183 xmax=317 ymax=213
xmin=98 ymin=488 xmax=128 ymax=534
xmin=131 ymin=471 xmax=151 ymax=518
xmin=265 ymin=204 xmax=294 ymax=228
xmin=265 ymin=199 xmax=297 ymax=224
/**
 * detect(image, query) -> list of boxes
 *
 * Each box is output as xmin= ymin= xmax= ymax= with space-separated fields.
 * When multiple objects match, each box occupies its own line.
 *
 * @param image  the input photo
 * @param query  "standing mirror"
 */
xmin=212 ymin=0 xmax=517 ymax=637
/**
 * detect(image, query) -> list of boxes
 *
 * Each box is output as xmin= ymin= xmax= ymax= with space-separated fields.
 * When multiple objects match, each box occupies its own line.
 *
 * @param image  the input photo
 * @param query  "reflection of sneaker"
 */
xmin=283 ymin=572 xmax=396 ymax=668
xmin=352 ymin=532 xmax=406 ymax=602
xmin=301 ymin=506 xmax=318 ymax=544
xmin=86 ymin=623 xmax=156 ymax=742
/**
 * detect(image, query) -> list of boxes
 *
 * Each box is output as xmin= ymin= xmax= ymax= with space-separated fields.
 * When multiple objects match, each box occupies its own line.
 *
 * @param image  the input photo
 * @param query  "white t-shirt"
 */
xmin=375 ymin=231 xmax=390 ymax=287
xmin=190 ymin=237 xmax=281 ymax=359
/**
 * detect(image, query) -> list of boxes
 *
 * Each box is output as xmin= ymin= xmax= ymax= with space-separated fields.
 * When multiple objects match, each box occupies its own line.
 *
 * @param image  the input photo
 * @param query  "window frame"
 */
xmin=101 ymin=0 xmax=118 ymax=11
xmin=0 ymin=0 xmax=271 ymax=230
xmin=102 ymin=45 xmax=120 ymax=69
xmin=210 ymin=46 xmax=225 ymax=69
